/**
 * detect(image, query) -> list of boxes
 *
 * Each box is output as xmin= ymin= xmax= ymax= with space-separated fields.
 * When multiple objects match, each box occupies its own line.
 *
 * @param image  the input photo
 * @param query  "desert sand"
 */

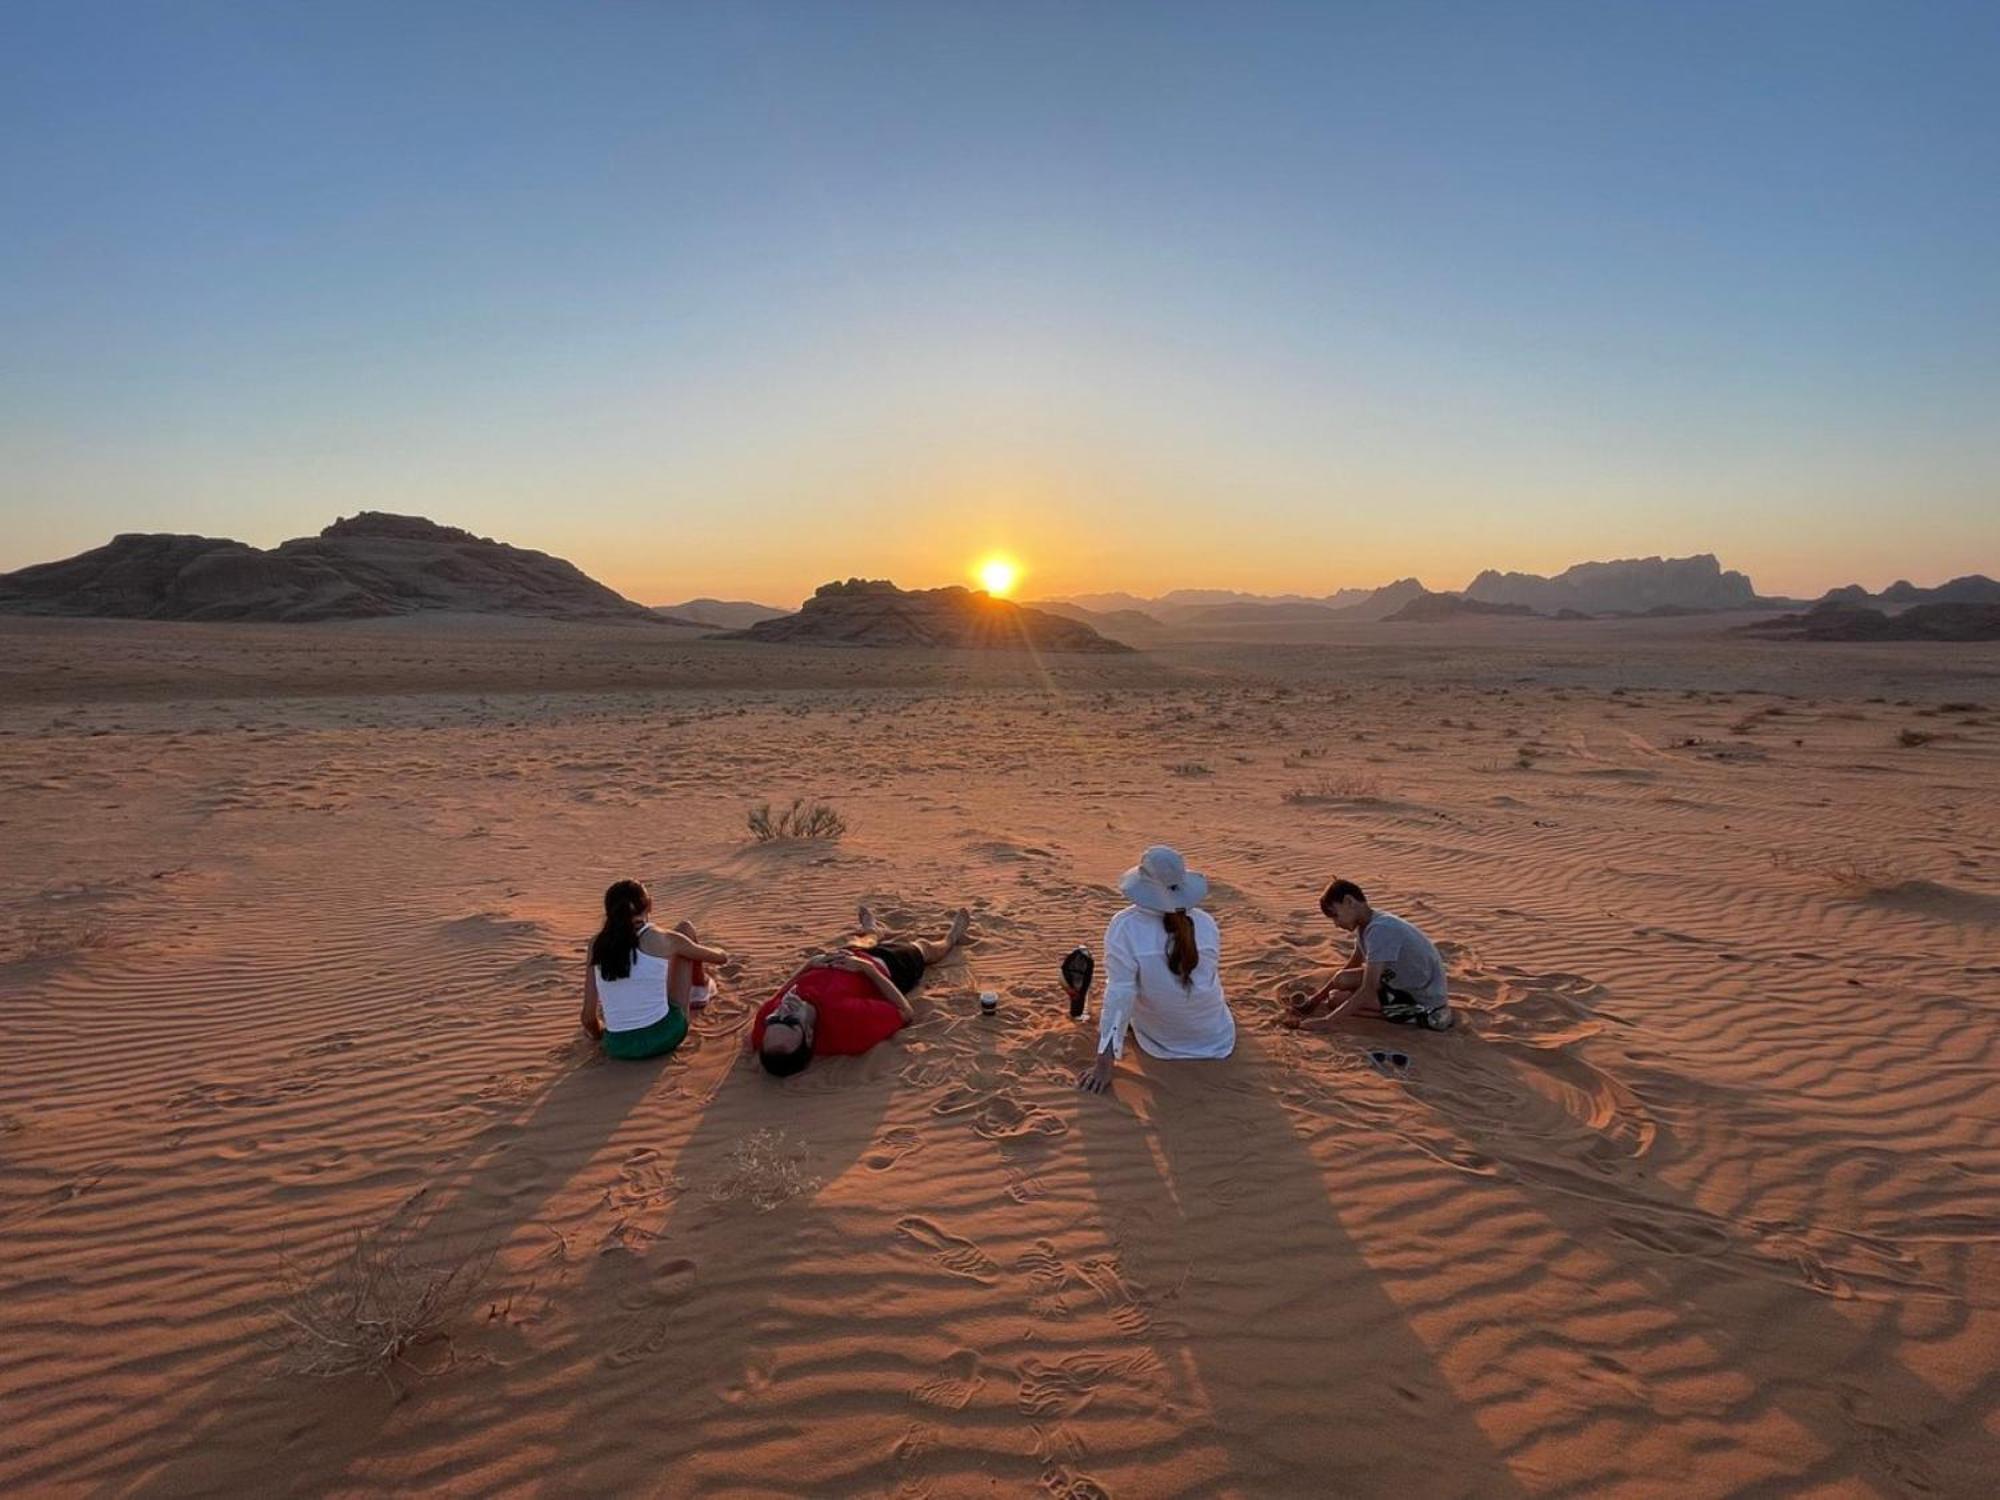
xmin=2 ymin=613 xmax=1996 ymax=1497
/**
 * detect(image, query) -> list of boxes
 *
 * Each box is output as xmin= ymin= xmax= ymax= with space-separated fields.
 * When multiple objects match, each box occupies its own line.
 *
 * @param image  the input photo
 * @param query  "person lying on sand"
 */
xmin=582 ymin=879 xmax=731 ymax=1060
xmin=1079 ymin=846 xmax=1236 ymax=1094
xmin=1286 ymin=877 xmax=1455 ymax=1033
xmin=750 ymin=905 xmax=971 ymax=1078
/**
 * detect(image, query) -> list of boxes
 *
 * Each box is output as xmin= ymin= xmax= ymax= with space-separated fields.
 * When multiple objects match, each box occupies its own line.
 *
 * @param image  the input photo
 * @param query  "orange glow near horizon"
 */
xmin=976 ymin=556 xmax=1021 ymax=597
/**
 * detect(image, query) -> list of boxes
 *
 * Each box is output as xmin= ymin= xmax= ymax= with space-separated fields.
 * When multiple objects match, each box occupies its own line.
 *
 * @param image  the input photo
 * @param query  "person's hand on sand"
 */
xmin=1078 ymin=1054 xmax=1115 ymax=1094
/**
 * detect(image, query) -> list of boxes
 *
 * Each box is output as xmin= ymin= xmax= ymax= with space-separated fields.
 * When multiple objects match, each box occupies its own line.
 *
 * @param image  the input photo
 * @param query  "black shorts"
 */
xmin=870 ymin=941 xmax=926 ymax=994
xmin=1377 ymin=971 xmax=1452 ymax=1030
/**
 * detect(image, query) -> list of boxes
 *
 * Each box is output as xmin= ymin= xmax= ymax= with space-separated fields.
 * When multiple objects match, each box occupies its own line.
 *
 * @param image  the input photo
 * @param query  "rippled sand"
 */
xmin=2 ymin=615 xmax=1996 ymax=1496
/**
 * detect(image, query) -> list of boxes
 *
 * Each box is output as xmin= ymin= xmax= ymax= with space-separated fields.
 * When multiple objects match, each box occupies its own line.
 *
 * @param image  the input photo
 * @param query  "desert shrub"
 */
xmin=748 ymin=798 xmax=848 ymax=842
xmin=1284 ymin=772 xmax=1382 ymax=802
xmin=1896 ymin=728 xmax=1935 ymax=748
xmin=1167 ymin=762 xmax=1213 ymax=777
xmin=1768 ymin=849 xmax=1905 ymax=898
xmin=265 ymin=1224 xmax=493 ymax=1395
xmin=708 ymin=1128 xmax=820 ymax=1211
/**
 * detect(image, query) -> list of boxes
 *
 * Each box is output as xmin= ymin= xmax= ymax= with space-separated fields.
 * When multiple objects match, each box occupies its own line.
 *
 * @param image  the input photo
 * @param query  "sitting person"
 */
xmin=1287 ymin=877 xmax=1454 ymax=1032
xmin=751 ymin=905 xmax=970 ymax=1077
xmin=582 ymin=879 xmax=731 ymax=1060
xmin=1079 ymin=846 xmax=1236 ymax=1094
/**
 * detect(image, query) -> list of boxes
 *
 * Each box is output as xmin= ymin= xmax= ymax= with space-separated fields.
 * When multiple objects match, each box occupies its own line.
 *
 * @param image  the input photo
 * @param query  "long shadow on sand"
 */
xmin=1077 ymin=1034 xmax=1527 ymax=1497
xmin=124 ymin=1038 xmax=675 ymax=1497
xmin=1402 ymin=1029 xmax=2000 ymax=1495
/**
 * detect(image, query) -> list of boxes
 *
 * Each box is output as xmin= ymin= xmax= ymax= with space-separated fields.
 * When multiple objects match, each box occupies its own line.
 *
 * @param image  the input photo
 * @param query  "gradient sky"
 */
xmin=3 ymin=1 xmax=1995 ymax=604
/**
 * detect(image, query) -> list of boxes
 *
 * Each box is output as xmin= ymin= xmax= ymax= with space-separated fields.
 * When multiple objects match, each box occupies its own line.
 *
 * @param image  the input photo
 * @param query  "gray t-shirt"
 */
xmin=1360 ymin=911 xmax=1447 ymax=1009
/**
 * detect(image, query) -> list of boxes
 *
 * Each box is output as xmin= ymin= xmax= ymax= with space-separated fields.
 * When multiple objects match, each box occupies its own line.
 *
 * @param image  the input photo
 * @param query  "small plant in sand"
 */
xmin=1167 ymin=761 xmax=1214 ymax=777
xmin=747 ymin=798 xmax=848 ymax=842
xmin=1896 ymin=728 xmax=1936 ymax=748
xmin=265 ymin=1223 xmax=494 ymax=1395
xmin=1768 ymin=849 xmax=1906 ymax=899
xmin=708 ymin=1127 xmax=820 ymax=1211
xmin=1284 ymin=772 xmax=1382 ymax=803
xmin=4 ymin=914 xmax=109 ymax=966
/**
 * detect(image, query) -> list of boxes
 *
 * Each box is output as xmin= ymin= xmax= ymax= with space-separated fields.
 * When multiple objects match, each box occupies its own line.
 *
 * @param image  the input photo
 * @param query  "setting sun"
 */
xmin=976 ymin=556 xmax=1020 ymax=597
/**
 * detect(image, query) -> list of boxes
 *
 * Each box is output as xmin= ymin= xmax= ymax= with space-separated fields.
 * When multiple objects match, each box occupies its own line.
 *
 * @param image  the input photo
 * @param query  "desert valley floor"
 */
xmin=1 ymin=615 xmax=1996 ymax=1498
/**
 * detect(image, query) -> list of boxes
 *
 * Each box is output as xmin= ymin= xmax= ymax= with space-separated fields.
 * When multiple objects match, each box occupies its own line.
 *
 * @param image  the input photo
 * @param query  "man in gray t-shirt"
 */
xmin=1288 ymin=878 xmax=1454 ymax=1032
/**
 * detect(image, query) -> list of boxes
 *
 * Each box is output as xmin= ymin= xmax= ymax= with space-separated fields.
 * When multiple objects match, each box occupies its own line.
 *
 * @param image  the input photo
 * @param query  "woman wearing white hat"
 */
xmin=1079 ymin=846 xmax=1236 ymax=1094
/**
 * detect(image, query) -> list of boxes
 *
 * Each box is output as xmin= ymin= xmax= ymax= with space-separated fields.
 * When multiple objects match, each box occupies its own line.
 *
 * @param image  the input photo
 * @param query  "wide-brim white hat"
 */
xmin=1119 ymin=844 xmax=1209 ymax=913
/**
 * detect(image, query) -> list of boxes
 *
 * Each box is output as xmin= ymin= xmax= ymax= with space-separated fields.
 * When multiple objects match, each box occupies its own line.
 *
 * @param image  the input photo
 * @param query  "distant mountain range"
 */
xmin=0 ymin=513 xmax=662 ymax=623
xmin=726 ymin=579 xmax=1130 ymax=652
xmin=7 ymin=522 xmax=1991 ymax=646
xmin=651 ymin=597 xmax=791 ymax=630
xmin=1816 ymin=575 xmax=2000 ymax=609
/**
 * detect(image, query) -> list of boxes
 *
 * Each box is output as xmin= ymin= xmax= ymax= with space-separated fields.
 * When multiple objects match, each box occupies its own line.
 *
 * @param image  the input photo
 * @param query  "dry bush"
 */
xmin=3 ymin=915 xmax=110 ymax=966
xmin=1768 ymin=850 xmax=1905 ymax=899
xmin=1284 ymin=772 xmax=1383 ymax=803
xmin=265 ymin=1224 xmax=494 ymax=1394
xmin=1167 ymin=762 xmax=1213 ymax=777
xmin=1896 ymin=728 xmax=1936 ymax=748
xmin=708 ymin=1128 xmax=820 ymax=1212
xmin=747 ymin=798 xmax=848 ymax=842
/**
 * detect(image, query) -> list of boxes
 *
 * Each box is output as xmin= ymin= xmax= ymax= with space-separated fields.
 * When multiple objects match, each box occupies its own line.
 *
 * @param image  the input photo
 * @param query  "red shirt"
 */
xmin=751 ymin=956 xmax=906 ymax=1055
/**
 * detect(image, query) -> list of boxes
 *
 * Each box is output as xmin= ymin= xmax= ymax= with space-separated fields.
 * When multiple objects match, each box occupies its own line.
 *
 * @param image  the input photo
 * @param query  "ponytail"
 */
xmin=591 ymin=879 xmax=649 ymax=981
xmin=1162 ymin=910 xmax=1198 ymax=988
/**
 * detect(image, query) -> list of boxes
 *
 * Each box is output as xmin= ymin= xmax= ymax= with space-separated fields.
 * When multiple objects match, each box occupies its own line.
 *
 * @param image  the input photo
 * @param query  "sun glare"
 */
xmin=976 ymin=556 xmax=1021 ymax=597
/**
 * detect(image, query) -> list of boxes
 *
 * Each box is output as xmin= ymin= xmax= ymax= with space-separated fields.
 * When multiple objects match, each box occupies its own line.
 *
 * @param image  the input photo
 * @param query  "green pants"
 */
xmin=601 ymin=1006 xmax=689 ymax=1061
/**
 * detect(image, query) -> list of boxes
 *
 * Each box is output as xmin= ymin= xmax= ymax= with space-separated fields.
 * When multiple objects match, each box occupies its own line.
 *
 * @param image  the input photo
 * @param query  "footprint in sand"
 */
xmin=895 ymin=1216 xmax=1000 ymax=1282
xmin=910 ymin=1349 xmax=986 ymax=1410
xmin=892 ymin=1421 xmax=940 ymax=1461
xmin=972 ymin=1095 xmax=1068 ymax=1143
xmin=864 ymin=1125 xmax=926 ymax=1172
xmin=1016 ymin=1240 xmax=1076 ymax=1319
xmin=1016 ymin=1351 xmax=1160 ymax=1418
xmin=1078 ymin=1256 xmax=1155 ymax=1337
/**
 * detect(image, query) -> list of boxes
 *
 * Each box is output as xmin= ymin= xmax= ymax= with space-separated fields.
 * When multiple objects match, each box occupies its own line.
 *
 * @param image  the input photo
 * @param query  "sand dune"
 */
xmin=1 ymin=615 xmax=1996 ymax=1495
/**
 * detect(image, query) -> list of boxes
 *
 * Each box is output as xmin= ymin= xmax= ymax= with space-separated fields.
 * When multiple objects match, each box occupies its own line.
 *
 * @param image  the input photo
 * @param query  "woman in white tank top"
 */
xmin=582 ymin=880 xmax=730 ymax=1061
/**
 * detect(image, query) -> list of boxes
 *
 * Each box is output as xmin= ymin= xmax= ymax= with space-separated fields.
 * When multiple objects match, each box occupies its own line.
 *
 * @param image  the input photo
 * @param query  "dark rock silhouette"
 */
xmin=1465 ymin=554 xmax=1758 ymax=614
xmin=727 ymin=579 xmax=1132 ymax=652
xmin=0 ymin=513 xmax=657 ymax=623
xmin=1739 ymin=602 xmax=2000 ymax=642
xmin=1384 ymin=590 xmax=1538 ymax=622
xmin=1821 ymin=574 xmax=2000 ymax=608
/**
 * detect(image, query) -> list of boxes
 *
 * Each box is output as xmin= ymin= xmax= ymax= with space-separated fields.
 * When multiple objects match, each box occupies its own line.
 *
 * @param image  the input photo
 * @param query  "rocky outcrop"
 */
xmin=0 ymin=512 xmax=658 ymax=623
xmin=1465 ymin=554 xmax=1758 ymax=614
xmin=1820 ymin=575 xmax=2000 ymax=608
xmin=1384 ymin=590 xmax=1537 ymax=622
xmin=727 ymin=579 xmax=1132 ymax=652
xmin=1738 ymin=602 xmax=2000 ymax=642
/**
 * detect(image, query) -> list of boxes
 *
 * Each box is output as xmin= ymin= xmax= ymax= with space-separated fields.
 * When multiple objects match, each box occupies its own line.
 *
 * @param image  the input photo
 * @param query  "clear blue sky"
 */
xmin=3 ymin=1 xmax=1994 ymax=602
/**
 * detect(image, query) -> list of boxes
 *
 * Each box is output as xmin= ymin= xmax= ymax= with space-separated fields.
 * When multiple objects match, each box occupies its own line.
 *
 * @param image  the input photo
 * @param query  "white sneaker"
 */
xmin=689 ymin=983 xmax=715 ymax=1011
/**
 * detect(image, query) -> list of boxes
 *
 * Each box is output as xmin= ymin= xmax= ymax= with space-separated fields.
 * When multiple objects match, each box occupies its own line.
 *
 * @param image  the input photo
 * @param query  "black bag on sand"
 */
xmin=1061 ymin=947 xmax=1094 ymax=1019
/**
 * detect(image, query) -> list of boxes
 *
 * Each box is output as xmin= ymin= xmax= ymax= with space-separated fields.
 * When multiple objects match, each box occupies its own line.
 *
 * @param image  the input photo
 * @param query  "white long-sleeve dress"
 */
xmin=1097 ymin=905 xmax=1236 ymax=1061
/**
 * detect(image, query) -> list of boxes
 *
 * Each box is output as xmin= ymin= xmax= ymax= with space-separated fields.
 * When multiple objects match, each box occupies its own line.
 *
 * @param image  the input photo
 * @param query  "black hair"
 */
xmin=590 ymin=879 xmax=650 ymax=981
xmin=758 ymin=1036 xmax=814 ymax=1077
xmin=1319 ymin=878 xmax=1367 ymax=914
xmin=1162 ymin=910 xmax=1198 ymax=988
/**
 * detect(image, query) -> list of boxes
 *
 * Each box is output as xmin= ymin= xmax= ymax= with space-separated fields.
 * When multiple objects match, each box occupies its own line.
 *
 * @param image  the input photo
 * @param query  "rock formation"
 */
xmin=1465 ymin=554 xmax=1759 ymax=614
xmin=727 ymin=579 xmax=1132 ymax=652
xmin=0 ymin=513 xmax=658 ymax=623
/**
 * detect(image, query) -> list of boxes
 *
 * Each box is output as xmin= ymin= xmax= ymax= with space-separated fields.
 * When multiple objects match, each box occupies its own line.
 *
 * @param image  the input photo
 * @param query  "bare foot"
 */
xmin=945 ymin=907 xmax=971 ymax=949
xmin=857 ymin=904 xmax=881 ymax=936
